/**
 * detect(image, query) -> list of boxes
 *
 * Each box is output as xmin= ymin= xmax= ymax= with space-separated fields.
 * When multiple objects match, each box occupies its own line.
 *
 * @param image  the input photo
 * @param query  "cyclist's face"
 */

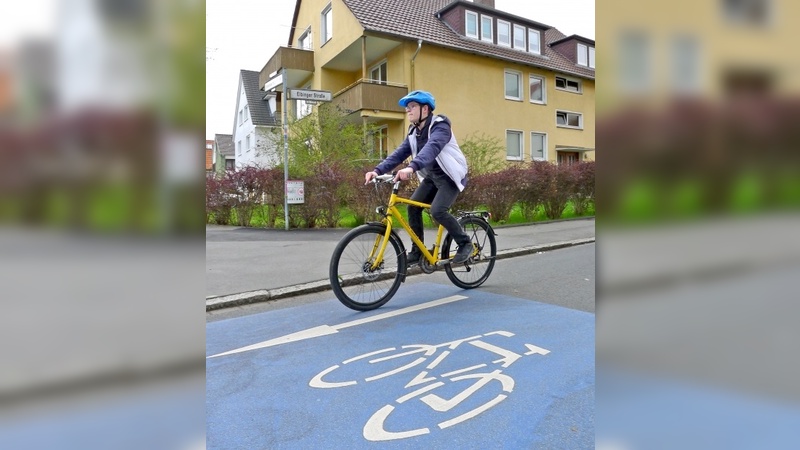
xmin=405 ymin=102 xmax=422 ymax=123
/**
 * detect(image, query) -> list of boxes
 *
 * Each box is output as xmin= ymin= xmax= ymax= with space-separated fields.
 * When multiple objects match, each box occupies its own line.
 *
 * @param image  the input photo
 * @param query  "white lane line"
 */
xmin=207 ymin=295 xmax=468 ymax=359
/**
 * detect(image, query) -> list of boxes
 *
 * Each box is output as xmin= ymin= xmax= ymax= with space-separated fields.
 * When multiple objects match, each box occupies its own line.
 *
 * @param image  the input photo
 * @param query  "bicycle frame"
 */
xmin=369 ymin=177 xmax=446 ymax=270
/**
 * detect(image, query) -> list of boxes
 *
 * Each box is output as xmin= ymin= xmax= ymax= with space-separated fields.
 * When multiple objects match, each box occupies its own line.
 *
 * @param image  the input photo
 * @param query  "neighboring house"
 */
xmin=205 ymin=139 xmax=214 ymax=174
xmin=214 ymin=133 xmax=235 ymax=175
xmin=259 ymin=0 xmax=595 ymax=165
xmin=233 ymin=69 xmax=280 ymax=169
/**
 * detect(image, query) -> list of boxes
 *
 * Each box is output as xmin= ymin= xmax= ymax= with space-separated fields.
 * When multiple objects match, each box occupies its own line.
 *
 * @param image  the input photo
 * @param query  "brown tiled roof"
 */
xmin=340 ymin=0 xmax=595 ymax=80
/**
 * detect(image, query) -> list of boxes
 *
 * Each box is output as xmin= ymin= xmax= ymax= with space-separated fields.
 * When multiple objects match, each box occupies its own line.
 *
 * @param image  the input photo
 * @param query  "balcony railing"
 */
xmin=330 ymin=79 xmax=408 ymax=115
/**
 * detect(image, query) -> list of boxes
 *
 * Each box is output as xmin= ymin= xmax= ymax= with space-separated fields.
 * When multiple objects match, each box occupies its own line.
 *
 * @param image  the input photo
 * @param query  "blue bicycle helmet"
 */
xmin=398 ymin=90 xmax=436 ymax=111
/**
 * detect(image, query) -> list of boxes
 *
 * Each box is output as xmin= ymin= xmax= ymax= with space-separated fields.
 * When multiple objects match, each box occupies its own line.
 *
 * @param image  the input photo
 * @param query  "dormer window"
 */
xmin=577 ymin=43 xmax=595 ymax=69
xmin=480 ymin=14 xmax=493 ymax=42
xmin=513 ymin=24 xmax=526 ymax=50
xmin=497 ymin=20 xmax=511 ymax=47
xmin=528 ymin=29 xmax=541 ymax=54
xmin=466 ymin=11 xmax=479 ymax=39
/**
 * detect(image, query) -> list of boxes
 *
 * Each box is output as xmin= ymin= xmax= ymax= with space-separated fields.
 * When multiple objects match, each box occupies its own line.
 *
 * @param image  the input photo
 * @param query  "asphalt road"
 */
xmin=208 ymin=243 xmax=595 ymax=321
xmin=206 ymin=244 xmax=595 ymax=448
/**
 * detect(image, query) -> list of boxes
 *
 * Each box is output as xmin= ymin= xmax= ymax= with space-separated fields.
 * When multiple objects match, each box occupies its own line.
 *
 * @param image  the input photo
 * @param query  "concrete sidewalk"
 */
xmin=206 ymin=217 xmax=595 ymax=310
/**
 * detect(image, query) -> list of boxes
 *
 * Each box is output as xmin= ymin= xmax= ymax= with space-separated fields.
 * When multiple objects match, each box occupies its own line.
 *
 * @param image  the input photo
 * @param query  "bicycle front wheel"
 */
xmin=442 ymin=217 xmax=496 ymax=289
xmin=330 ymin=224 xmax=406 ymax=311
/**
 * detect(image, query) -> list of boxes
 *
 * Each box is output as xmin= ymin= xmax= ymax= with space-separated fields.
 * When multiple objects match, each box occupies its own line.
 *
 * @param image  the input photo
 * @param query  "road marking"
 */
xmin=207 ymin=295 xmax=469 ymax=359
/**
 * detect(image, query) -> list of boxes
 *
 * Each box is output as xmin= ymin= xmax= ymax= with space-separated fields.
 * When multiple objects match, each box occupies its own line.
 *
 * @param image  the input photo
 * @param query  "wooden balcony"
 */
xmin=331 ymin=80 xmax=408 ymax=116
xmin=259 ymin=47 xmax=315 ymax=89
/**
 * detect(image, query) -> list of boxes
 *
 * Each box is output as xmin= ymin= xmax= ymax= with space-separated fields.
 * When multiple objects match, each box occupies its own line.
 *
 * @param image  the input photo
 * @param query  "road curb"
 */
xmin=206 ymin=237 xmax=595 ymax=311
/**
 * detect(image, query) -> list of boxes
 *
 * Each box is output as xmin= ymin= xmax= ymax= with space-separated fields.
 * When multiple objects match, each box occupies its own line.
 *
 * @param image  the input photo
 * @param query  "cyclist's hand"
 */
xmin=365 ymin=171 xmax=378 ymax=185
xmin=394 ymin=167 xmax=414 ymax=182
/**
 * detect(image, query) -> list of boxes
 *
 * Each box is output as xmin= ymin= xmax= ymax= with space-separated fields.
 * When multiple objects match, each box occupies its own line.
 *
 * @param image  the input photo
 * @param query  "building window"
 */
xmin=465 ymin=11 xmax=478 ymax=39
xmin=556 ymin=110 xmax=583 ymax=129
xmin=225 ymin=159 xmax=234 ymax=171
xmin=528 ymin=29 xmax=540 ymax=54
xmin=296 ymin=84 xmax=313 ymax=120
xmin=298 ymin=27 xmax=312 ymax=50
xmin=513 ymin=24 xmax=526 ymax=50
xmin=246 ymin=135 xmax=251 ymax=152
xmin=670 ymin=35 xmax=701 ymax=94
xmin=321 ymin=3 xmax=333 ymax=44
xmin=237 ymin=140 xmax=242 ymax=155
xmin=369 ymin=61 xmax=387 ymax=85
xmin=497 ymin=20 xmax=511 ymax=47
xmin=555 ymin=75 xmax=582 ymax=93
xmin=243 ymin=106 xmax=249 ymax=122
xmin=504 ymin=70 xmax=522 ymax=100
xmin=531 ymin=132 xmax=546 ymax=161
xmin=370 ymin=126 xmax=389 ymax=159
xmin=480 ymin=14 xmax=493 ymax=42
xmin=506 ymin=130 xmax=523 ymax=160
xmin=577 ymin=43 xmax=595 ymax=68
xmin=619 ymin=31 xmax=651 ymax=94
xmin=238 ymin=109 xmax=243 ymax=125
xmin=722 ymin=0 xmax=771 ymax=26
xmin=529 ymin=74 xmax=545 ymax=104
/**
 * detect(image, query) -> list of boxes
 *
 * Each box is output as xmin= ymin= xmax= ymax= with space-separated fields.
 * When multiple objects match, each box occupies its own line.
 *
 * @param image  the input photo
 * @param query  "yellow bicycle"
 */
xmin=329 ymin=173 xmax=497 ymax=311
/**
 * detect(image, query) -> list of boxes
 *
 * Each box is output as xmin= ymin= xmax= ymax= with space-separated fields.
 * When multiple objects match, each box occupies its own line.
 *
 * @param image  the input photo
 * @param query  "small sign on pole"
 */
xmin=286 ymin=180 xmax=305 ymax=204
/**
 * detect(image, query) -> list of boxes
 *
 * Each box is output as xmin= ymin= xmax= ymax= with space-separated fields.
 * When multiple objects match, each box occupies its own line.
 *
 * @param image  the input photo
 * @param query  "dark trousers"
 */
xmin=408 ymin=176 xmax=470 ymax=251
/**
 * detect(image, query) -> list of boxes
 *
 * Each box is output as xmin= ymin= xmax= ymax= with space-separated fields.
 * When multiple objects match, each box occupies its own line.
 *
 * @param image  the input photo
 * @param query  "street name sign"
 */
xmin=288 ymin=89 xmax=332 ymax=102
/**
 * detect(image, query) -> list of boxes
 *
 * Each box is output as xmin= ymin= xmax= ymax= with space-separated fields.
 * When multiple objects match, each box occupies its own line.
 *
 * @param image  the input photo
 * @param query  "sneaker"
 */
xmin=452 ymin=243 xmax=473 ymax=264
xmin=406 ymin=250 xmax=422 ymax=267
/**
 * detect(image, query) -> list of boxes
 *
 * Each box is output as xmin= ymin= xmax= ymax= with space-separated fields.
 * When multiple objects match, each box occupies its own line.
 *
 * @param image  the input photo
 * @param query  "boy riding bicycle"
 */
xmin=364 ymin=90 xmax=472 ymax=266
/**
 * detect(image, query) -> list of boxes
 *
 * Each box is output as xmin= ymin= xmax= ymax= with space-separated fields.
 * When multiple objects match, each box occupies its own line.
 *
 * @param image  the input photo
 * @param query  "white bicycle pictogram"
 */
xmin=309 ymin=331 xmax=551 ymax=441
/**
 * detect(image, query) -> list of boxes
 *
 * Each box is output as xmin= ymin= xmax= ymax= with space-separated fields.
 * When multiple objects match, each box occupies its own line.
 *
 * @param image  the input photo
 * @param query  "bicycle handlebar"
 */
xmin=372 ymin=173 xmax=397 ymax=184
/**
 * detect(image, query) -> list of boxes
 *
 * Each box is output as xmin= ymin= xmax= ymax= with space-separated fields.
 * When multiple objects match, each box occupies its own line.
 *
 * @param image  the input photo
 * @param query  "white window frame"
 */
xmin=530 ymin=132 xmax=547 ymax=161
xmin=296 ymin=83 xmax=313 ymax=120
xmin=555 ymin=75 xmax=582 ymax=93
xmin=480 ymin=14 xmax=493 ymax=42
xmin=556 ymin=110 xmax=583 ymax=130
xmin=321 ymin=3 xmax=333 ymax=44
xmin=369 ymin=60 xmax=387 ymax=85
xmin=465 ymin=11 xmax=479 ymax=39
xmin=246 ymin=134 xmax=251 ymax=153
xmin=577 ymin=43 xmax=595 ymax=69
xmin=529 ymin=74 xmax=546 ymax=104
xmin=528 ymin=29 xmax=540 ymax=54
xmin=298 ymin=26 xmax=313 ymax=50
xmin=497 ymin=20 xmax=511 ymax=47
xmin=504 ymin=69 xmax=522 ymax=101
xmin=237 ymin=140 xmax=242 ymax=156
xmin=238 ymin=109 xmax=243 ymax=125
xmin=506 ymin=130 xmax=524 ymax=161
xmin=577 ymin=43 xmax=588 ymax=66
xmin=243 ymin=106 xmax=249 ymax=122
xmin=513 ymin=24 xmax=526 ymax=50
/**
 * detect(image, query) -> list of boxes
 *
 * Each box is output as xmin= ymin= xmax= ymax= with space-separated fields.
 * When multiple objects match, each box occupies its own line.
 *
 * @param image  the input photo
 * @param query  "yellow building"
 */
xmin=260 ymin=0 xmax=595 ymax=165
xmin=597 ymin=0 xmax=800 ymax=112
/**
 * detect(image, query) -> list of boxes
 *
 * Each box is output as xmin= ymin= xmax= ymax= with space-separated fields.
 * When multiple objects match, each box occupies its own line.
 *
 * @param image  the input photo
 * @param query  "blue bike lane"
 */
xmin=206 ymin=283 xmax=594 ymax=449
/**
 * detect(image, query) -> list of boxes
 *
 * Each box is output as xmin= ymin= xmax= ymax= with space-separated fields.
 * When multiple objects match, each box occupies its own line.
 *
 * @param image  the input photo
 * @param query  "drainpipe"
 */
xmin=410 ymin=39 xmax=422 ymax=90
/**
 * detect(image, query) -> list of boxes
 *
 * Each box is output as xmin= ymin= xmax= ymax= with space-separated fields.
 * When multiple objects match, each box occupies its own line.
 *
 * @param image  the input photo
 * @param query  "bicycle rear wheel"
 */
xmin=442 ymin=217 xmax=496 ymax=289
xmin=330 ymin=224 xmax=406 ymax=311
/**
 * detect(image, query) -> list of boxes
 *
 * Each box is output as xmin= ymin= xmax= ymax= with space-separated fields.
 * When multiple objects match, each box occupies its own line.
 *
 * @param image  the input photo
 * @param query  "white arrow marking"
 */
xmin=207 ymin=295 xmax=469 ymax=359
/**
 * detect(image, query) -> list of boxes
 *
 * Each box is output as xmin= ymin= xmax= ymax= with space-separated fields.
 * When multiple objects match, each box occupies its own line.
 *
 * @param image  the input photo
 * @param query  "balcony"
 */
xmin=259 ymin=47 xmax=315 ymax=91
xmin=329 ymin=79 xmax=408 ymax=122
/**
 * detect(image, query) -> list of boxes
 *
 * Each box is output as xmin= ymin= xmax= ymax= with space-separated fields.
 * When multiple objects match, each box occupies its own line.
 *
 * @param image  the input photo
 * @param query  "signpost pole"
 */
xmin=282 ymin=67 xmax=290 ymax=230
